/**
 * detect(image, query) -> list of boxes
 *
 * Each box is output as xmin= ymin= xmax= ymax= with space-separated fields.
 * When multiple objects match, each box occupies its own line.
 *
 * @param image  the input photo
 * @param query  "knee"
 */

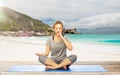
xmin=38 ymin=55 xmax=44 ymax=61
xmin=72 ymin=55 xmax=77 ymax=62
xmin=68 ymin=55 xmax=77 ymax=63
xmin=38 ymin=55 xmax=48 ymax=64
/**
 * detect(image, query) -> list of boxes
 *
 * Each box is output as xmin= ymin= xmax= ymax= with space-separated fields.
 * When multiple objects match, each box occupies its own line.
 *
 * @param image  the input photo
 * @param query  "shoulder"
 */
xmin=64 ymin=36 xmax=71 ymax=42
xmin=47 ymin=36 xmax=53 ymax=42
xmin=46 ymin=36 xmax=53 ymax=45
xmin=64 ymin=36 xmax=69 ymax=40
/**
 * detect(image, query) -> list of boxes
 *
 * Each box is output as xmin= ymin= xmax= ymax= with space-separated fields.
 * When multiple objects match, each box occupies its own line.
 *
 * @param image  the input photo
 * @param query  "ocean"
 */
xmin=66 ymin=34 xmax=120 ymax=46
xmin=6 ymin=34 xmax=120 ymax=46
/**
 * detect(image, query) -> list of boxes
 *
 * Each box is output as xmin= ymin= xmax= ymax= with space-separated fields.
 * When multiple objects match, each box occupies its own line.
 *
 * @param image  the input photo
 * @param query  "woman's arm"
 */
xmin=35 ymin=45 xmax=50 ymax=56
xmin=62 ymin=37 xmax=73 ymax=51
xmin=59 ymin=33 xmax=73 ymax=51
xmin=45 ymin=45 xmax=51 ymax=56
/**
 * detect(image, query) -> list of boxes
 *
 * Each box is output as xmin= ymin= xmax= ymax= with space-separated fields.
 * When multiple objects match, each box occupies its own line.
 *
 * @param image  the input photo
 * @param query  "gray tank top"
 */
xmin=46 ymin=36 xmax=71 ymax=61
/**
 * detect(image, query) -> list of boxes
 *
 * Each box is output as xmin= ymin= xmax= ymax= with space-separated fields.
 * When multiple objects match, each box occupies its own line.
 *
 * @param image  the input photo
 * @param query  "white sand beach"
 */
xmin=0 ymin=37 xmax=120 ymax=62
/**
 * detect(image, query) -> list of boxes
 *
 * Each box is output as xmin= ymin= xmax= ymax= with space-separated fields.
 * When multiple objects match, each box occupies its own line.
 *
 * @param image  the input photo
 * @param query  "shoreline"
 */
xmin=0 ymin=37 xmax=120 ymax=62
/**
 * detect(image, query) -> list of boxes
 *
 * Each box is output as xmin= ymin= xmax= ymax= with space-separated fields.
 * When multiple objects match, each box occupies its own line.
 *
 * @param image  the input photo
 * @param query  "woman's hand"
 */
xmin=58 ymin=31 xmax=64 ymax=39
xmin=35 ymin=53 xmax=41 ymax=56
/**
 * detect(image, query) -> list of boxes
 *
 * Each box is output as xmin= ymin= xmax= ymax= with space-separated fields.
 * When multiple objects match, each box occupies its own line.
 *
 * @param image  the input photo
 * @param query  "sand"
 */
xmin=0 ymin=37 xmax=120 ymax=62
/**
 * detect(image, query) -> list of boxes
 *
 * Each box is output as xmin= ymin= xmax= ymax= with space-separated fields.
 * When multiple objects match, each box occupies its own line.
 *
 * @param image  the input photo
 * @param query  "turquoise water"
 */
xmin=7 ymin=34 xmax=120 ymax=46
xmin=2 ymin=34 xmax=119 ymax=55
xmin=65 ymin=34 xmax=120 ymax=45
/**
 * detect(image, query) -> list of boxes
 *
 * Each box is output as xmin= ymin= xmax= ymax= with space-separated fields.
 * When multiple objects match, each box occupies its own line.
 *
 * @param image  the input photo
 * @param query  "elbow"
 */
xmin=45 ymin=53 xmax=49 ymax=56
xmin=68 ymin=47 xmax=73 ymax=51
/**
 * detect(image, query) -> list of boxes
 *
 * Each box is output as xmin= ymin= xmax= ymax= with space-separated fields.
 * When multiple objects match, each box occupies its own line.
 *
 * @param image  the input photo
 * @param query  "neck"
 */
xmin=53 ymin=35 xmax=62 ymax=42
xmin=54 ymin=35 xmax=60 ymax=38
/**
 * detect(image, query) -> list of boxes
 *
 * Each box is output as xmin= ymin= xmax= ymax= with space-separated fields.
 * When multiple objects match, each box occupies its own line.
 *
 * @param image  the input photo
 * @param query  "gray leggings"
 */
xmin=38 ymin=55 xmax=77 ymax=66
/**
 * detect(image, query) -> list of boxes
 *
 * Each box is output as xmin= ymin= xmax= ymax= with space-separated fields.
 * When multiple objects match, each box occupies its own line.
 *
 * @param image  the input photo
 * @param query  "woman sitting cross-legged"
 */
xmin=35 ymin=21 xmax=77 ymax=70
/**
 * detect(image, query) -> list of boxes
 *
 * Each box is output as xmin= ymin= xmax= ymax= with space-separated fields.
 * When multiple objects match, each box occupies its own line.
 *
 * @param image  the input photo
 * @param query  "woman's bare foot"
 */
xmin=63 ymin=66 xmax=67 ymax=70
xmin=46 ymin=65 xmax=68 ymax=70
xmin=45 ymin=66 xmax=56 ymax=70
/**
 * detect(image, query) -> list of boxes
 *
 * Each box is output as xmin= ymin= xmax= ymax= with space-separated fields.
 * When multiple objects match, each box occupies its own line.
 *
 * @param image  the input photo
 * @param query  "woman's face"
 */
xmin=54 ymin=24 xmax=63 ymax=36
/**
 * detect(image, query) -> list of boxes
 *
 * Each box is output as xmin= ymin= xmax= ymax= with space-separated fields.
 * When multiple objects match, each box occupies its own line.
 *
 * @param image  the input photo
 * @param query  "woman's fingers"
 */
xmin=35 ymin=53 xmax=40 ymax=56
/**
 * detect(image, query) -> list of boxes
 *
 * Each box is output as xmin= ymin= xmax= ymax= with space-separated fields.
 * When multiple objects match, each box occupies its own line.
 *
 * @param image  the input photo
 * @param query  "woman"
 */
xmin=36 ymin=21 xmax=77 ymax=70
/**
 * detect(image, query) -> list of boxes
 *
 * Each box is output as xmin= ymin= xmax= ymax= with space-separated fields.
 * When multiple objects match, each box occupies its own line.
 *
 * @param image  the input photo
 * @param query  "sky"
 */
xmin=1 ymin=0 xmax=120 ymax=33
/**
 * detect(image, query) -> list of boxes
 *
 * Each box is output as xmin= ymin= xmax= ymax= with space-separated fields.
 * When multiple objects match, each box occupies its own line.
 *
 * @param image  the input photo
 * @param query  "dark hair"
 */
xmin=53 ymin=21 xmax=63 ymax=28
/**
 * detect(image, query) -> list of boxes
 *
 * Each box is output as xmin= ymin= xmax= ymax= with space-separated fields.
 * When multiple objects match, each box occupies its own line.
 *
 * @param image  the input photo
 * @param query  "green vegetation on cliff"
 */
xmin=0 ymin=7 xmax=50 ymax=32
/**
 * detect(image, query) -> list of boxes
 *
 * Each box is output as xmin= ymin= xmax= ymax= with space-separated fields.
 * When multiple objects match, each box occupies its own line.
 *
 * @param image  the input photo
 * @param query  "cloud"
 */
xmin=2 ymin=0 xmax=120 ymax=20
xmin=66 ymin=12 xmax=120 ymax=29
xmin=2 ymin=0 xmax=120 ymax=32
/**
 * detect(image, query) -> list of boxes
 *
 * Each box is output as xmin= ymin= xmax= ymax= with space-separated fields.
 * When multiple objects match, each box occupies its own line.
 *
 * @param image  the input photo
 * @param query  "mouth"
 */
xmin=57 ymin=31 xmax=60 ymax=33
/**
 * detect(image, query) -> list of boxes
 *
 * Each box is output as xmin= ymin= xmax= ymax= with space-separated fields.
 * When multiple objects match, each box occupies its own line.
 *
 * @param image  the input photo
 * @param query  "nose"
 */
xmin=56 ymin=29 xmax=60 ymax=32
